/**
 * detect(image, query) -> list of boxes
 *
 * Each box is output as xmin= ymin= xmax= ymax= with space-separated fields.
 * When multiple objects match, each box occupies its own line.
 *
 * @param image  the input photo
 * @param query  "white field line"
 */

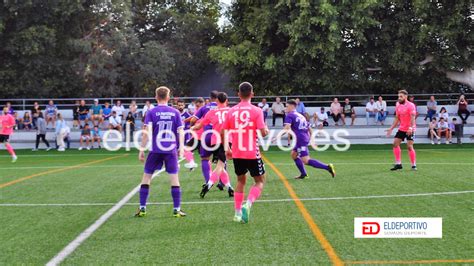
xmin=3 ymin=190 xmax=473 ymax=208
xmin=45 ymin=159 xmax=184 ymax=266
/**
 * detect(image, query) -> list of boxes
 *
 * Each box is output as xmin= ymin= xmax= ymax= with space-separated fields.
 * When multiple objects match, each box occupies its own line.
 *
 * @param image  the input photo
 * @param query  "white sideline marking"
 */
xmin=45 ymin=159 xmax=184 ymax=266
xmin=4 ymin=190 xmax=473 ymax=208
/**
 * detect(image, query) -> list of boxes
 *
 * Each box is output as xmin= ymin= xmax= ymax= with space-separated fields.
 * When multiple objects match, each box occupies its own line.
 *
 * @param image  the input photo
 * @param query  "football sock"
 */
xmin=219 ymin=170 xmax=231 ymax=187
xmin=408 ymin=148 xmax=416 ymax=166
xmin=184 ymin=150 xmax=194 ymax=163
xmin=209 ymin=171 xmax=219 ymax=187
xmin=5 ymin=143 xmax=16 ymax=157
xmin=201 ymin=159 xmax=210 ymax=183
xmin=139 ymin=184 xmax=149 ymax=209
xmin=308 ymin=159 xmax=329 ymax=170
xmin=393 ymin=146 xmax=402 ymax=164
xmin=171 ymin=186 xmax=181 ymax=211
xmin=294 ymin=158 xmax=307 ymax=176
xmin=246 ymin=186 xmax=262 ymax=207
xmin=234 ymin=192 xmax=244 ymax=213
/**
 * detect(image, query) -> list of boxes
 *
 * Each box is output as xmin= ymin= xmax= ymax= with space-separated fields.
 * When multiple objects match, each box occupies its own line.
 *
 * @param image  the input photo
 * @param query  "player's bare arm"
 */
xmin=139 ymin=124 xmax=149 ymax=162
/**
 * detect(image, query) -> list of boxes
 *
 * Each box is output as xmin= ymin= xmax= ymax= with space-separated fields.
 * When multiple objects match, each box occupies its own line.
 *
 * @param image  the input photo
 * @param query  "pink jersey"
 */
xmin=223 ymin=101 xmax=266 ymax=159
xmin=396 ymin=101 xmax=417 ymax=132
xmin=200 ymin=106 xmax=230 ymax=145
xmin=0 ymin=114 xmax=15 ymax=135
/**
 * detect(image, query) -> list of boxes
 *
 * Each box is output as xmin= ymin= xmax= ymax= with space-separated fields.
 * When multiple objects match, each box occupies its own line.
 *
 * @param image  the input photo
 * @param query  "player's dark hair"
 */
xmin=287 ymin=99 xmax=297 ymax=106
xmin=453 ymin=118 xmax=457 ymax=121
xmin=177 ymin=99 xmax=185 ymax=104
xmin=156 ymin=86 xmax=170 ymax=100
xmin=398 ymin=89 xmax=408 ymax=95
xmin=239 ymin=82 xmax=253 ymax=98
xmin=195 ymin=97 xmax=204 ymax=104
xmin=210 ymin=90 xmax=219 ymax=100
xmin=217 ymin=92 xmax=228 ymax=104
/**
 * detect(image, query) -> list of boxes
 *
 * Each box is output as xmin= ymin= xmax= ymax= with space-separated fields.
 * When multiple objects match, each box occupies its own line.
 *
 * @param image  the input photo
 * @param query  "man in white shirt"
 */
xmin=375 ymin=96 xmax=388 ymax=125
xmin=112 ymin=100 xmax=126 ymax=119
xmin=187 ymin=100 xmax=196 ymax=115
xmin=258 ymin=98 xmax=270 ymax=124
xmin=109 ymin=111 xmax=122 ymax=132
xmin=142 ymin=100 xmax=155 ymax=119
xmin=312 ymin=107 xmax=329 ymax=129
xmin=437 ymin=117 xmax=451 ymax=144
xmin=271 ymin=97 xmax=285 ymax=127
xmin=365 ymin=97 xmax=378 ymax=125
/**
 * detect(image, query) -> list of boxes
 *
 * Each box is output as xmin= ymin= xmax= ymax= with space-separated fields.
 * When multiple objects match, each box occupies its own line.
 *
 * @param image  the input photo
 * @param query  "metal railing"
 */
xmin=1 ymin=93 xmax=473 ymax=111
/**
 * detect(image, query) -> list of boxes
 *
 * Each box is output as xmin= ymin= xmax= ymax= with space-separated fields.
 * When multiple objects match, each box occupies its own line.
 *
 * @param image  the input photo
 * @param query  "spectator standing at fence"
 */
xmin=78 ymin=100 xmax=89 ymax=128
xmin=45 ymin=100 xmax=58 ymax=129
xmin=91 ymin=125 xmax=102 ymax=149
xmin=295 ymin=98 xmax=309 ymax=121
xmin=14 ymin=112 xmax=20 ymax=130
xmin=73 ymin=100 xmax=80 ymax=129
xmin=341 ymin=98 xmax=356 ymax=126
xmin=424 ymin=95 xmax=437 ymax=121
xmin=409 ymin=96 xmax=419 ymax=119
xmin=129 ymin=100 xmax=139 ymax=118
xmin=187 ymin=100 xmax=196 ymax=115
xmin=429 ymin=117 xmax=440 ymax=144
xmin=126 ymin=112 xmax=136 ymax=136
xmin=329 ymin=98 xmax=342 ymax=126
xmin=109 ymin=111 xmax=122 ymax=132
xmin=30 ymin=101 xmax=41 ymax=129
xmin=142 ymin=100 xmax=155 ymax=118
xmin=22 ymin=112 xmax=33 ymax=130
xmin=365 ymin=97 xmax=378 ymax=125
xmin=376 ymin=96 xmax=388 ymax=125
xmin=312 ymin=107 xmax=329 ymax=129
xmin=33 ymin=112 xmax=51 ymax=151
xmin=79 ymin=124 xmax=92 ymax=150
xmin=90 ymin=99 xmax=103 ymax=127
xmin=271 ymin=97 xmax=286 ymax=127
xmin=55 ymin=113 xmax=68 ymax=152
xmin=112 ymin=100 xmax=125 ymax=120
xmin=438 ymin=107 xmax=449 ymax=121
xmin=457 ymin=94 xmax=470 ymax=124
xmin=258 ymin=98 xmax=270 ymax=124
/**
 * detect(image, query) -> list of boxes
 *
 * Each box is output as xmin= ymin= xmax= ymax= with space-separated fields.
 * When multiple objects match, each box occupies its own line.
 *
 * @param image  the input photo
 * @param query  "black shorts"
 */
xmin=185 ymin=138 xmax=201 ymax=152
xmin=211 ymin=144 xmax=229 ymax=164
xmin=395 ymin=130 xmax=415 ymax=141
xmin=233 ymin=158 xmax=265 ymax=177
xmin=0 ymin=134 xmax=10 ymax=143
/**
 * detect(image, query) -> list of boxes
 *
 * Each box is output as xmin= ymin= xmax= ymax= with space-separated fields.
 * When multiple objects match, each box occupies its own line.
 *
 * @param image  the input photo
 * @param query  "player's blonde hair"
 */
xmin=398 ymin=89 xmax=408 ymax=95
xmin=155 ymin=86 xmax=170 ymax=100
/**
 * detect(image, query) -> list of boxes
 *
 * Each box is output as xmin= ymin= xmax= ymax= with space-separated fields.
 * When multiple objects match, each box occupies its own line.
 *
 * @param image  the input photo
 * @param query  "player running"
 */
xmin=0 ymin=107 xmax=17 ymax=163
xmin=386 ymin=89 xmax=417 ymax=171
xmin=188 ymin=91 xmax=218 ymax=184
xmin=135 ymin=86 xmax=186 ymax=218
xmin=283 ymin=100 xmax=335 ymax=179
xmin=192 ymin=92 xmax=234 ymax=198
xmin=222 ymin=82 xmax=268 ymax=223
xmin=176 ymin=99 xmax=197 ymax=169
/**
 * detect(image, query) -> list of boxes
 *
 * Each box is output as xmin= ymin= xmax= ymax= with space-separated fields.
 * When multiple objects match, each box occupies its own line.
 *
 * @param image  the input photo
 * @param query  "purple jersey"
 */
xmin=193 ymin=102 xmax=217 ymax=130
xmin=180 ymin=110 xmax=192 ymax=141
xmin=145 ymin=104 xmax=183 ymax=154
xmin=284 ymin=111 xmax=310 ymax=146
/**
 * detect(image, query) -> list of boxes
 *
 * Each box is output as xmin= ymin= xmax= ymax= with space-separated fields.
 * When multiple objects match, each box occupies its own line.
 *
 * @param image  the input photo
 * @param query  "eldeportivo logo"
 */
xmin=354 ymin=218 xmax=442 ymax=238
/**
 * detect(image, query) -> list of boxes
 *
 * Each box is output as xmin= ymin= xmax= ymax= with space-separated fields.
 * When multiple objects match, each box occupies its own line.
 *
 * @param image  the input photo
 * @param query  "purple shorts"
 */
xmin=199 ymin=133 xmax=213 ymax=158
xmin=144 ymin=152 xmax=179 ymax=175
xmin=293 ymin=145 xmax=309 ymax=157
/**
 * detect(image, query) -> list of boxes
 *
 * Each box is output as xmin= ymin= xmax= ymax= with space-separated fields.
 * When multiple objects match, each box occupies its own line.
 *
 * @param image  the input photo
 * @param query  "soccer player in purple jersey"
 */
xmin=135 ymin=86 xmax=186 ymax=218
xmin=283 ymin=100 xmax=335 ymax=179
xmin=176 ymin=99 xmax=197 ymax=169
xmin=188 ymin=91 xmax=218 ymax=184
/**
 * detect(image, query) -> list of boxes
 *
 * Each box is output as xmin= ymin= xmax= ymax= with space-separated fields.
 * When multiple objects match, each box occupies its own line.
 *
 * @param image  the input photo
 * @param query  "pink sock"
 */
xmin=184 ymin=150 xmax=194 ymax=162
xmin=247 ymin=186 xmax=262 ymax=206
xmin=393 ymin=146 xmax=401 ymax=164
xmin=234 ymin=192 xmax=244 ymax=212
xmin=209 ymin=171 xmax=219 ymax=184
xmin=219 ymin=170 xmax=230 ymax=186
xmin=5 ymin=143 xmax=16 ymax=157
xmin=408 ymin=149 xmax=416 ymax=166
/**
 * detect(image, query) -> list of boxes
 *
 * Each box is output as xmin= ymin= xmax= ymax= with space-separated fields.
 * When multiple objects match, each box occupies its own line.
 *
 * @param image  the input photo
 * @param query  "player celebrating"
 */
xmin=223 ymin=82 xmax=268 ymax=223
xmin=283 ymin=100 xmax=335 ymax=179
xmin=192 ymin=92 xmax=234 ymax=198
xmin=135 ymin=86 xmax=186 ymax=218
xmin=177 ymin=99 xmax=197 ymax=169
xmin=0 ymin=107 xmax=17 ymax=163
xmin=386 ymin=90 xmax=417 ymax=171
xmin=189 ymin=91 xmax=218 ymax=184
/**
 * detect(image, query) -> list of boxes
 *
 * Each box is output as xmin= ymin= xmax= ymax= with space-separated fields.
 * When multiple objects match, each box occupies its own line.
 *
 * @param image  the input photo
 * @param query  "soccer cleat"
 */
xmin=390 ymin=164 xmax=403 ymax=171
xmin=228 ymin=187 xmax=234 ymax=197
xmin=32 ymin=148 xmax=38 ymax=152
xmin=134 ymin=207 xmax=147 ymax=217
xmin=294 ymin=174 xmax=308 ymax=179
xmin=216 ymin=181 xmax=225 ymax=191
xmin=411 ymin=165 xmax=417 ymax=171
xmin=241 ymin=203 xmax=251 ymax=224
xmin=328 ymin=163 xmax=336 ymax=178
xmin=200 ymin=183 xmax=211 ymax=198
xmin=184 ymin=162 xmax=198 ymax=169
xmin=46 ymin=147 xmax=52 ymax=151
xmin=233 ymin=214 xmax=242 ymax=223
xmin=173 ymin=209 xmax=187 ymax=217
xmin=78 ymin=147 xmax=83 ymax=151
xmin=11 ymin=156 xmax=17 ymax=163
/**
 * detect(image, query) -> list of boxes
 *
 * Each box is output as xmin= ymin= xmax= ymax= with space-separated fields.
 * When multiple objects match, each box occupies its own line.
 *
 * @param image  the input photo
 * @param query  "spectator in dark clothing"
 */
xmin=457 ymin=94 xmax=470 ymax=124
xmin=33 ymin=112 xmax=51 ymax=151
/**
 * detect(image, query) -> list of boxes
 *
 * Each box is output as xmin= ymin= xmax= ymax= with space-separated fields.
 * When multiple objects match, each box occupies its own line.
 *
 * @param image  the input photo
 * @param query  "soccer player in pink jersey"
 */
xmin=192 ymin=92 xmax=234 ymax=198
xmin=222 ymin=82 xmax=269 ymax=223
xmin=0 ymin=107 xmax=17 ymax=163
xmin=386 ymin=90 xmax=417 ymax=171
